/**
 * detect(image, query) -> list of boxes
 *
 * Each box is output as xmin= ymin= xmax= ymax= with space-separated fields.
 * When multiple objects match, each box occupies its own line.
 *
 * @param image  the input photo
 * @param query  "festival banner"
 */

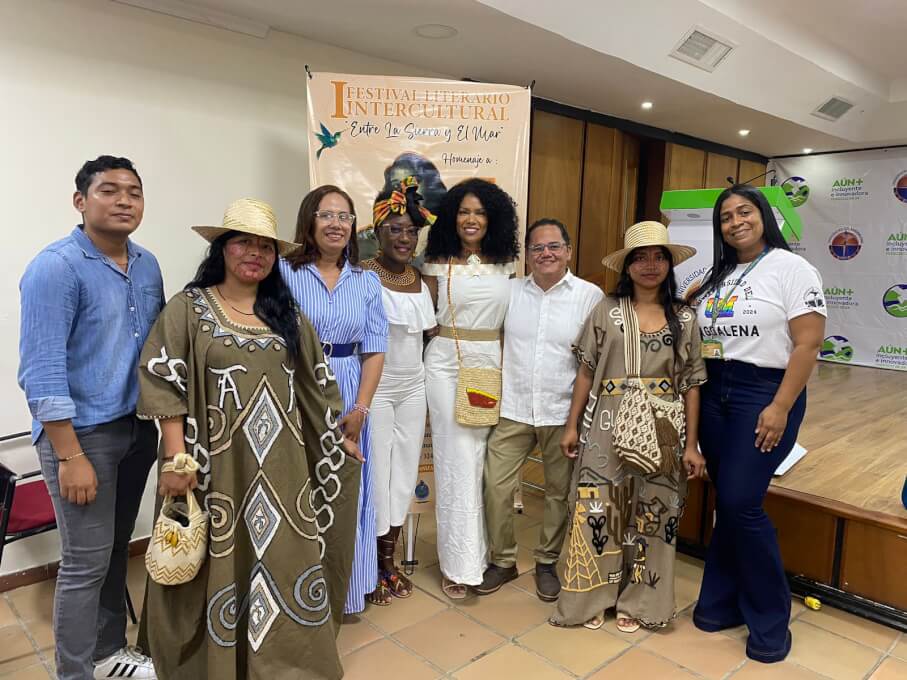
xmin=306 ymin=72 xmax=532 ymax=512
xmin=306 ymin=71 xmax=531 ymax=260
xmin=768 ymin=148 xmax=907 ymax=371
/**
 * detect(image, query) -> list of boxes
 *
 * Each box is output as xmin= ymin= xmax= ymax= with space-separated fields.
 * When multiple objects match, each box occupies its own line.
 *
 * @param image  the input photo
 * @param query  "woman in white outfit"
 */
xmin=362 ymin=178 xmax=437 ymax=605
xmin=421 ymin=179 xmax=520 ymax=599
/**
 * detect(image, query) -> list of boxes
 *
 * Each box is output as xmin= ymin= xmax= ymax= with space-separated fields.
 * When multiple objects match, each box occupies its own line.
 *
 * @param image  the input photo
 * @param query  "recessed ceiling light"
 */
xmin=738 ymin=129 xmax=750 ymax=136
xmin=413 ymin=24 xmax=458 ymax=39
xmin=641 ymin=101 xmax=653 ymax=110
xmin=803 ymin=148 xmax=813 ymax=154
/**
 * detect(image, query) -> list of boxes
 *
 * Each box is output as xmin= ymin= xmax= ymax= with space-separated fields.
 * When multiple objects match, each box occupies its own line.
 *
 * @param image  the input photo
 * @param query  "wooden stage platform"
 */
xmin=773 ymin=362 xmax=906 ymax=519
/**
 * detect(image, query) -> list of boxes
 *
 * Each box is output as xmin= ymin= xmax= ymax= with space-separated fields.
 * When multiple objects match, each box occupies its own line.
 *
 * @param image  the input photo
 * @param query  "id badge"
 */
xmin=701 ymin=340 xmax=724 ymax=359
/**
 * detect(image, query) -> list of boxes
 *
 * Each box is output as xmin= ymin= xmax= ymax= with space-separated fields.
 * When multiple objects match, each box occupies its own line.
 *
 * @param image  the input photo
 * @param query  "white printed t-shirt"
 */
xmin=695 ymin=248 xmax=827 ymax=369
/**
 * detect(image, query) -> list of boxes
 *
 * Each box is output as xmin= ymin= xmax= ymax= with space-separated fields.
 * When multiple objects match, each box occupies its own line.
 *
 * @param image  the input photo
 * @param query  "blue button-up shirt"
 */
xmin=18 ymin=226 xmax=164 ymax=442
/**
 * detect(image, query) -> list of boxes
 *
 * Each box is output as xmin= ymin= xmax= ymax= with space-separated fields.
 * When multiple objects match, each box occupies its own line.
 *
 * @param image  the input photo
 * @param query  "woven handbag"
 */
xmin=145 ymin=454 xmax=208 ymax=586
xmin=611 ymin=297 xmax=685 ymax=475
xmin=447 ymin=259 xmax=502 ymax=427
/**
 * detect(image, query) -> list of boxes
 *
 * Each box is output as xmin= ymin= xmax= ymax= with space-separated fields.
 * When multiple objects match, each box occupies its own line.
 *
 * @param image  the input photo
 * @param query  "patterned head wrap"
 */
xmin=372 ymin=175 xmax=436 ymax=227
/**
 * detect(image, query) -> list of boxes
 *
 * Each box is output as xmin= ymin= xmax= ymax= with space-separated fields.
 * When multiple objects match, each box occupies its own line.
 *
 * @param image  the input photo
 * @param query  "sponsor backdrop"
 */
xmin=769 ymin=148 xmax=907 ymax=371
xmin=306 ymin=71 xmax=531 ymax=260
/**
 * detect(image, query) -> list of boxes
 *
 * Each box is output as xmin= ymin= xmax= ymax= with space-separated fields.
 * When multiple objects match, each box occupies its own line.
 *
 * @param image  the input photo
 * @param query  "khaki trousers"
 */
xmin=483 ymin=418 xmax=573 ymax=568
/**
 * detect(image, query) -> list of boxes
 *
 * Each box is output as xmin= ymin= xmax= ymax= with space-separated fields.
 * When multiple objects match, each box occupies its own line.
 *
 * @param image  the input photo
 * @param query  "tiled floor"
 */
xmin=2 ymin=494 xmax=905 ymax=679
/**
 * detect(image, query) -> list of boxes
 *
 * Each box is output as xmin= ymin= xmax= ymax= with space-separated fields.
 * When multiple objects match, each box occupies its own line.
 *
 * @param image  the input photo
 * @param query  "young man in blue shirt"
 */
xmin=19 ymin=156 xmax=163 ymax=680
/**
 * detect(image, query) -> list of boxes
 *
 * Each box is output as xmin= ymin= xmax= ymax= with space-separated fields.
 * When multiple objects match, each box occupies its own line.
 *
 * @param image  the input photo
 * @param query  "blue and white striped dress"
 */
xmin=280 ymin=259 xmax=388 ymax=614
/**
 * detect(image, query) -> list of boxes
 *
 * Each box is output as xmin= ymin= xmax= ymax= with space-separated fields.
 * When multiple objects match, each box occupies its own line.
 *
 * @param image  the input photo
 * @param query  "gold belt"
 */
xmin=438 ymin=326 xmax=501 ymax=342
xmin=600 ymin=377 xmax=674 ymax=396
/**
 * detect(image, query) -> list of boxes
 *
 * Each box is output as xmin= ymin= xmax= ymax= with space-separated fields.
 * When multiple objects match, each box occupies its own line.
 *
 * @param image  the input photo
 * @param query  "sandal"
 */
xmin=377 ymin=530 xmax=413 ymax=599
xmin=616 ymin=612 xmax=640 ymax=633
xmin=547 ymin=614 xmax=603 ymax=630
xmin=583 ymin=614 xmax=605 ymax=630
xmin=442 ymin=577 xmax=468 ymax=600
xmin=384 ymin=569 xmax=413 ymax=599
xmin=365 ymin=577 xmax=392 ymax=607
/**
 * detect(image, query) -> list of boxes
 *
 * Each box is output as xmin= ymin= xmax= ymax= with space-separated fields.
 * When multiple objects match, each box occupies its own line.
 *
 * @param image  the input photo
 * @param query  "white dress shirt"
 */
xmin=500 ymin=270 xmax=604 ymax=427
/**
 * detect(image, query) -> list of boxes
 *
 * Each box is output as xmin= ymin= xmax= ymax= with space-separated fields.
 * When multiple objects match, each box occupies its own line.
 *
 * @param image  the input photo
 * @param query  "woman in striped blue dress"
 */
xmin=281 ymin=185 xmax=388 ymax=614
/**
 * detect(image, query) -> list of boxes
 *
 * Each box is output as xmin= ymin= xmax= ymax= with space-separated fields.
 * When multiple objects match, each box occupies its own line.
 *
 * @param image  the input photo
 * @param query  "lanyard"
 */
xmin=711 ymin=248 xmax=770 ymax=327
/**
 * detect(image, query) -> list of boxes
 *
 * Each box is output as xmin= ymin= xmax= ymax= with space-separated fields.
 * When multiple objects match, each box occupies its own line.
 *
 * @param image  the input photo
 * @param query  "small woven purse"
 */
xmin=146 ymin=453 xmax=208 ymax=586
xmin=611 ymin=297 xmax=686 ymax=475
xmin=447 ymin=259 xmax=502 ymax=427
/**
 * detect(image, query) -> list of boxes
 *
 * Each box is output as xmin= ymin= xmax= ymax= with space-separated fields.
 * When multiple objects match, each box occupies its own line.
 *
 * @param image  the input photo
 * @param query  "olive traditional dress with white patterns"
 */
xmin=551 ymin=296 xmax=706 ymax=628
xmin=137 ymin=288 xmax=360 ymax=680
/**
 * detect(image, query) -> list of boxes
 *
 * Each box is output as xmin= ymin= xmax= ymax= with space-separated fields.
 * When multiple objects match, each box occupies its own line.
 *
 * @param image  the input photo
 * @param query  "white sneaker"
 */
xmin=94 ymin=646 xmax=157 ymax=679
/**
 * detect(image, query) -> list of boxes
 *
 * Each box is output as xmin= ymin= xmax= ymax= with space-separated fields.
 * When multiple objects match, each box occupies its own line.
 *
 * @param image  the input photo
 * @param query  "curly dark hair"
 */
xmin=286 ymin=185 xmax=360 ymax=269
xmin=187 ymin=231 xmax=301 ymax=367
xmin=424 ymin=179 xmax=520 ymax=263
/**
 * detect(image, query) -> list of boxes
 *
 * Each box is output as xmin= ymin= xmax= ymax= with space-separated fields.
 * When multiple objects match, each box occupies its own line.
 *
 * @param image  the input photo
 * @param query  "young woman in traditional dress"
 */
xmin=551 ymin=221 xmax=707 ymax=632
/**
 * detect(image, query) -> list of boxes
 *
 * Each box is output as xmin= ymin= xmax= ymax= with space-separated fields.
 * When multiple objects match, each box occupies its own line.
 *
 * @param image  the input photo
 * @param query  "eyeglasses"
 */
xmin=381 ymin=225 xmax=420 ymax=239
xmin=528 ymin=242 xmax=567 ymax=255
xmin=314 ymin=210 xmax=356 ymax=225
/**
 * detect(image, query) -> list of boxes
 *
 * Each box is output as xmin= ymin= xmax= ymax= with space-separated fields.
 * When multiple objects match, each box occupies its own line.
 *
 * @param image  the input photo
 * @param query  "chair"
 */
xmin=0 ymin=457 xmax=138 ymax=625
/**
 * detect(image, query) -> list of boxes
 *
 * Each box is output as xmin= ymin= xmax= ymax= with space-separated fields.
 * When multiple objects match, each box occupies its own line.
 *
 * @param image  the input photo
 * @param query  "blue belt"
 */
xmin=322 ymin=342 xmax=359 ymax=358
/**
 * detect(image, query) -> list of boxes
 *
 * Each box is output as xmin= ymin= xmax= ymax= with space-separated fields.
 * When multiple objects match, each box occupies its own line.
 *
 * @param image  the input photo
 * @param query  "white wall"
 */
xmin=0 ymin=0 xmax=448 ymax=576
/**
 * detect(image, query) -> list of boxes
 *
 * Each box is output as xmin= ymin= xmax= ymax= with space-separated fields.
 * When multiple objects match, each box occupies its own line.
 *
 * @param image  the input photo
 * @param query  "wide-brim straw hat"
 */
xmin=601 ymin=220 xmax=696 ymax=272
xmin=192 ymin=198 xmax=301 ymax=257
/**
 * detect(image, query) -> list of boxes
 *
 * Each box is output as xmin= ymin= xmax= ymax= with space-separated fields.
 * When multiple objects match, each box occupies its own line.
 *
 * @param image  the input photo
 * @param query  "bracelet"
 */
xmin=59 ymin=451 xmax=85 ymax=463
xmin=352 ymin=403 xmax=370 ymax=416
xmin=161 ymin=453 xmax=200 ymax=475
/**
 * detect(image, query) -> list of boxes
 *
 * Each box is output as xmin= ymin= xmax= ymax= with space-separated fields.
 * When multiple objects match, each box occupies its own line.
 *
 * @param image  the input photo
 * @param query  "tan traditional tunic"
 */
xmin=552 ymin=296 xmax=706 ymax=628
xmin=137 ymin=288 xmax=360 ymax=679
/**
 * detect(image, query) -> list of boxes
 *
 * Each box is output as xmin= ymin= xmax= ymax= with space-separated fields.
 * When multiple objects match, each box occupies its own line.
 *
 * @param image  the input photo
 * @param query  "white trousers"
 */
xmin=424 ymin=336 xmax=498 ymax=585
xmin=370 ymin=368 xmax=426 ymax=536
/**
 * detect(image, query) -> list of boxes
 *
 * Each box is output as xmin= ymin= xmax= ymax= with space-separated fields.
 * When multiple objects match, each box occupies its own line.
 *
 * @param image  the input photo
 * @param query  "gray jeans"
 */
xmin=37 ymin=415 xmax=156 ymax=680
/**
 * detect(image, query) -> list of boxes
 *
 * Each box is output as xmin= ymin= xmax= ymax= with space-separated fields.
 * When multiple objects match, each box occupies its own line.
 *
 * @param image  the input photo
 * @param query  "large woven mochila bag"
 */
xmin=145 ymin=453 xmax=208 ymax=586
xmin=611 ymin=297 xmax=685 ymax=475
xmin=447 ymin=259 xmax=502 ymax=427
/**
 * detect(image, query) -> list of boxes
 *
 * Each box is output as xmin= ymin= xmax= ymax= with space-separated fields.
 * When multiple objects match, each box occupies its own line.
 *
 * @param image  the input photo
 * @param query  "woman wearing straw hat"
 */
xmin=549 ymin=221 xmax=707 ymax=632
xmin=281 ymin=186 xmax=388 ymax=615
xmin=137 ymin=199 xmax=363 ymax=679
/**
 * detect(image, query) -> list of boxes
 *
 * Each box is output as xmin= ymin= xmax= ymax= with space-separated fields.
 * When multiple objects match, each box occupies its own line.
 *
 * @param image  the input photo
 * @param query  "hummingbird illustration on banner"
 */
xmin=314 ymin=122 xmax=342 ymax=159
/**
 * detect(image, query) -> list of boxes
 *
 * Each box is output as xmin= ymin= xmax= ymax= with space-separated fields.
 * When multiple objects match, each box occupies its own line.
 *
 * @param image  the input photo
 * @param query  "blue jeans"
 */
xmin=37 ymin=415 xmax=157 ymax=680
xmin=694 ymin=360 xmax=806 ymax=663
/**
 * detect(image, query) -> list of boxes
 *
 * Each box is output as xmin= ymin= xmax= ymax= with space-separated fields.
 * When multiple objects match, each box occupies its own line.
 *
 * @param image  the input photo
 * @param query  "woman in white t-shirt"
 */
xmin=690 ymin=185 xmax=826 ymax=664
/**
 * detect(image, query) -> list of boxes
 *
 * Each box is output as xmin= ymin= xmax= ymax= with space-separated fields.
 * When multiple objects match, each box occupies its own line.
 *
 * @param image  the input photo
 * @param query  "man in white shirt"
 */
xmin=476 ymin=219 xmax=603 ymax=601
